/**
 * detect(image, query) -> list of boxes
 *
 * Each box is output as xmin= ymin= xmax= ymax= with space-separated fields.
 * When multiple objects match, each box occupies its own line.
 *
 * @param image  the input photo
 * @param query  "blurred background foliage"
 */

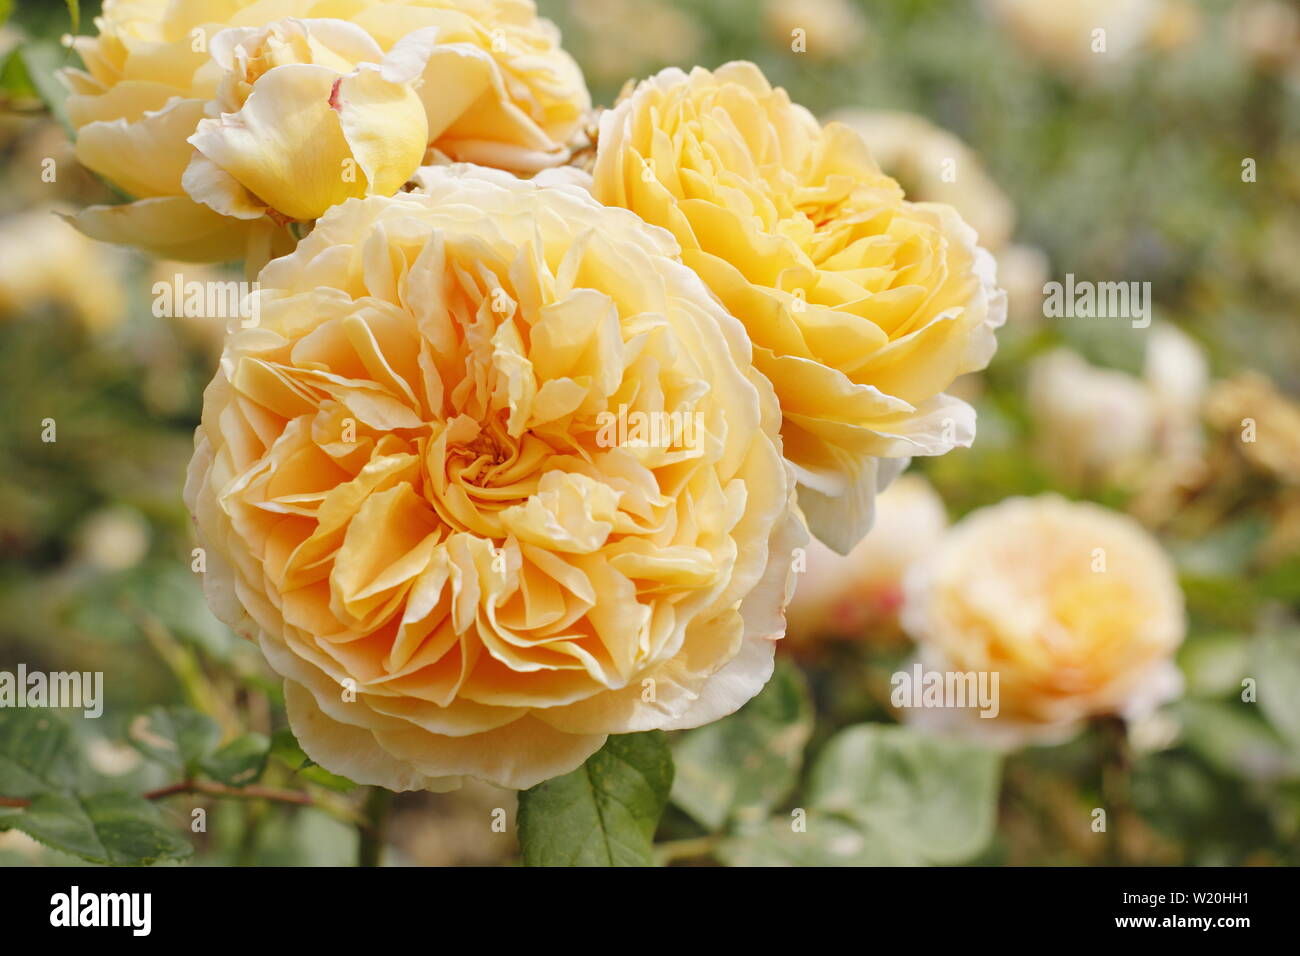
xmin=1 ymin=0 xmax=1299 ymax=866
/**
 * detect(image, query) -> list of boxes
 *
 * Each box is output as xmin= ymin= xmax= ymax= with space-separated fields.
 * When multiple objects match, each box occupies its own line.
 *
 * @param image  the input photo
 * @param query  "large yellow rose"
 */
xmin=62 ymin=0 xmax=589 ymax=263
xmin=184 ymin=165 xmax=804 ymax=790
xmin=590 ymin=63 xmax=1004 ymax=554
xmin=900 ymin=495 xmax=1185 ymax=745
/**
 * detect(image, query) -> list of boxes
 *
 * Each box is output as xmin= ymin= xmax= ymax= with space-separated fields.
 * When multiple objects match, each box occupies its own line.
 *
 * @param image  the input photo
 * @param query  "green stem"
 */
xmin=235 ymin=800 xmax=268 ymax=866
xmin=357 ymin=787 xmax=393 ymax=867
xmin=1100 ymin=717 xmax=1132 ymax=867
xmin=144 ymin=780 xmax=312 ymax=805
xmin=654 ymin=835 xmax=722 ymax=865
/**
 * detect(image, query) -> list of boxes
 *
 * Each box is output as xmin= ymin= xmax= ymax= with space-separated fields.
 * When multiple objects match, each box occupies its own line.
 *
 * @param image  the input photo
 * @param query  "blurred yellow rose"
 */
xmin=786 ymin=473 xmax=947 ymax=646
xmin=570 ymin=0 xmax=703 ymax=85
xmin=1149 ymin=0 xmax=1203 ymax=52
xmin=591 ymin=63 xmax=1005 ymax=554
xmin=984 ymin=0 xmax=1163 ymax=77
xmin=62 ymin=0 xmax=589 ymax=263
xmin=185 ymin=165 xmax=804 ymax=790
xmin=763 ymin=0 xmax=869 ymax=60
xmin=0 ymin=209 xmax=131 ymax=331
xmin=901 ymin=495 xmax=1185 ymax=745
xmin=148 ymin=258 xmax=240 ymax=356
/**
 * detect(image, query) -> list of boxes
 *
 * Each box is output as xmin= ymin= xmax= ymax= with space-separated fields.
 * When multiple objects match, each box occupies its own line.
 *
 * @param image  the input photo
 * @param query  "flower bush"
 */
xmin=1 ymin=0 xmax=1295 ymax=873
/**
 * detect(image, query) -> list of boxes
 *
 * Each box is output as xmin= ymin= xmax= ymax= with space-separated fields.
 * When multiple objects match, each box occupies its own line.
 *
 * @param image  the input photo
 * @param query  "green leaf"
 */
xmin=1170 ymin=518 xmax=1268 ymax=578
xmin=0 ymin=44 xmax=39 ymax=105
xmin=269 ymin=728 xmax=357 ymax=792
xmin=1251 ymin=629 xmax=1300 ymax=755
xmin=723 ymin=724 xmax=1001 ymax=866
xmin=0 ymin=710 xmax=191 ymax=865
xmin=0 ymin=708 xmax=79 ymax=799
xmin=1178 ymin=699 xmax=1293 ymax=780
xmin=1179 ymin=633 xmax=1250 ymax=697
xmin=3 ymin=791 xmax=191 ymax=866
xmin=200 ymin=732 xmax=270 ymax=788
xmin=517 ymin=731 xmax=673 ymax=867
xmin=671 ymin=659 xmax=812 ymax=830
xmin=719 ymin=810 xmax=912 ymax=866
xmin=1131 ymin=751 xmax=1277 ymax=857
xmin=14 ymin=41 xmax=72 ymax=131
xmin=806 ymin=725 xmax=1001 ymax=864
xmin=127 ymin=706 xmax=220 ymax=777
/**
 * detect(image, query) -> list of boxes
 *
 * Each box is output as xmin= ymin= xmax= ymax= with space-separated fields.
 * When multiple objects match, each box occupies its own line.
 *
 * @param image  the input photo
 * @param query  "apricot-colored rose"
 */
xmin=62 ymin=0 xmax=589 ymax=263
xmin=590 ymin=63 xmax=1004 ymax=554
xmin=185 ymin=166 xmax=803 ymax=790
xmin=900 ymin=495 xmax=1185 ymax=745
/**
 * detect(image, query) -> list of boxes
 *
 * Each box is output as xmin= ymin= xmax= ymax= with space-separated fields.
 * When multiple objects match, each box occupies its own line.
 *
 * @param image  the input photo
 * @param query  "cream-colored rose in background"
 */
xmin=1027 ymin=323 xmax=1208 ymax=486
xmin=900 ymin=495 xmax=1186 ymax=746
xmin=984 ymin=0 xmax=1161 ymax=76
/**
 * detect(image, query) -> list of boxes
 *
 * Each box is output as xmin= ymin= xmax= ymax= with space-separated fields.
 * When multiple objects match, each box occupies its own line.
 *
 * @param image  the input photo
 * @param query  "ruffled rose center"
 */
xmin=640 ymin=79 xmax=972 ymax=380
xmin=221 ymin=221 xmax=736 ymax=699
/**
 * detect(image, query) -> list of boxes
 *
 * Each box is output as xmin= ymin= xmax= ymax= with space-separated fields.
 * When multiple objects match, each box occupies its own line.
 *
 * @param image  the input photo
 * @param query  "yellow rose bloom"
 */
xmin=62 ymin=0 xmax=589 ymax=263
xmin=182 ymin=18 xmax=430 ymax=225
xmin=590 ymin=63 xmax=1005 ymax=554
xmin=900 ymin=495 xmax=1185 ymax=745
xmin=184 ymin=166 xmax=804 ymax=790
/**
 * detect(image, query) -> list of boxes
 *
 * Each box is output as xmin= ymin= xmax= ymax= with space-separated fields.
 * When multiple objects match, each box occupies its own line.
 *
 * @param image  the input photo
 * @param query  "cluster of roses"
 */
xmin=62 ymin=0 xmax=1014 ymax=790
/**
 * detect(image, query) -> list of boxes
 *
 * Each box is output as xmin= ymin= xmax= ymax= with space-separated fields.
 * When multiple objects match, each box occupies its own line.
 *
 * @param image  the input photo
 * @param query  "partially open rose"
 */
xmin=62 ymin=0 xmax=590 ymax=263
xmin=181 ymin=19 xmax=431 ymax=225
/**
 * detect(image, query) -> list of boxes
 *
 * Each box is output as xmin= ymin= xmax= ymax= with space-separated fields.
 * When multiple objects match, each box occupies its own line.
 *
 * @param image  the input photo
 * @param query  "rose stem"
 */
xmin=357 ymin=786 xmax=394 ymax=867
